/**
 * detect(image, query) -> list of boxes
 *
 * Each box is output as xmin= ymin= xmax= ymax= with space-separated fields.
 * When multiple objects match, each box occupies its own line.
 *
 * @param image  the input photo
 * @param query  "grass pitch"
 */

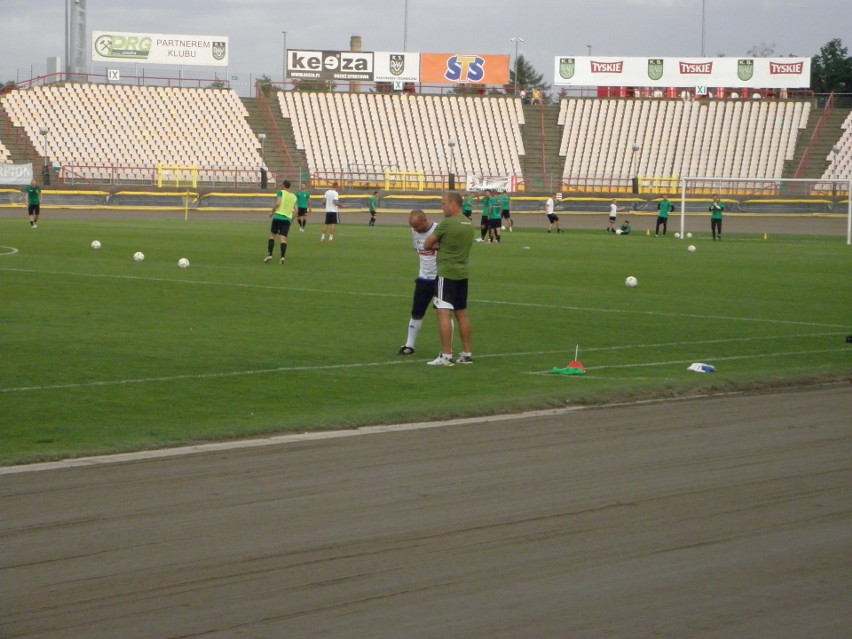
xmin=1 ymin=216 xmax=850 ymax=464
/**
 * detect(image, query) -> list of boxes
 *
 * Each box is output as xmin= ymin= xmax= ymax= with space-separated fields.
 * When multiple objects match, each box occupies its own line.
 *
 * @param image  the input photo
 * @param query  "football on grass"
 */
xmin=133 ymin=251 xmax=145 ymax=262
xmin=625 ymin=276 xmax=638 ymax=287
xmin=91 ymin=240 xmax=101 ymax=250
xmin=178 ymin=258 xmax=190 ymax=268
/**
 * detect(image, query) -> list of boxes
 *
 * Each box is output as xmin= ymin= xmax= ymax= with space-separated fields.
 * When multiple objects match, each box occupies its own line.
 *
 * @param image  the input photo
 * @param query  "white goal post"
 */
xmin=678 ymin=177 xmax=852 ymax=245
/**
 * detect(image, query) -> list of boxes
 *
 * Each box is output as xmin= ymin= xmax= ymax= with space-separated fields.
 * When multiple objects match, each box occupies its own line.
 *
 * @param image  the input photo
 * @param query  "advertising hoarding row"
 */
xmin=286 ymin=50 xmax=509 ymax=85
xmin=553 ymin=56 xmax=811 ymax=88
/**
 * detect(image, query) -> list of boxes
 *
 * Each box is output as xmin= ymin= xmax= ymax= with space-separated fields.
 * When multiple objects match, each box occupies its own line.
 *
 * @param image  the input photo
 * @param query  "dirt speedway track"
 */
xmin=2 ymin=386 xmax=851 ymax=638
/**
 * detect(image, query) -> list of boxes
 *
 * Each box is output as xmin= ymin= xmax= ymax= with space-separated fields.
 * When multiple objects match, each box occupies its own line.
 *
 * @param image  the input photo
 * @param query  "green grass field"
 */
xmin=2 ymin=215 xmax=850 ymax=464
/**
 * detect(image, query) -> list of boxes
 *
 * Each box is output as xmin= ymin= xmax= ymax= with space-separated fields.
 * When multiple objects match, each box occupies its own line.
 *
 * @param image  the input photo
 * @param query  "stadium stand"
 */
xmin=277 ymin=91 xmax=524 ymax=186
xmin=0 ymin=139 xmax=10 ymax=163
xmin=558 ymin=97 xmax=812 ymax=190
xmin=822 ymin=110 xmax=852 ymax=181
xmin=0 ymin=84 xmax=265 ymax=185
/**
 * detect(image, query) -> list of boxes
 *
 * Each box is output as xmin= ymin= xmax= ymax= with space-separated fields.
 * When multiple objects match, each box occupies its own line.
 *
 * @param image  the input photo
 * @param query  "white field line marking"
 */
xmin=1 ymin=266 xmax=846 ymax=329
xmin=526 ymin=347 xmax=847 ymax=375
xmin=2 ymin=332 xmax=844 ymax=394
xmin=0 ymin=405 xmax=590 ymax=475
xmin=0 ymin=245 xmax=19 ymax=256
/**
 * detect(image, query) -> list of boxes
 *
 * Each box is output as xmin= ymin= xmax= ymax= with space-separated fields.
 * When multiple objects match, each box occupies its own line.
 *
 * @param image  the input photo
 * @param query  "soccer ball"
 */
xmin=91 ymin=240 xmax=101 ymax=250
xmin=133 ymin=251 xmax=145 ymax=262
xmin=686 ymin=232 xmax=693 ymax=238
xmin=688 ymin=245 xmax=696 ymax=253
xmin=178 ymin=257 xmax=190 ymax=269
xmin=674 ymin=232 xmax=681 ymax=238
xmin=615 ymin=229 xmax=623 ymax=235
xmin=625 ymin=276 xmax=638 ymax=288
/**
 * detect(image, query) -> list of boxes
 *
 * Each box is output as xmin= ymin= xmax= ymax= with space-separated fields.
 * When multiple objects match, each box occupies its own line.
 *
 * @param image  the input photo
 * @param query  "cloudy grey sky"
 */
xmin=1 ymin=0 xmax=850 ymax=93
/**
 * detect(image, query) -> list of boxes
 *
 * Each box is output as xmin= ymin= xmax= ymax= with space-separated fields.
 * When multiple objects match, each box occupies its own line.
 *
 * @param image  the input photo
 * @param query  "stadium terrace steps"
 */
xmin=519 ymin=103 xmax=563 ymax=191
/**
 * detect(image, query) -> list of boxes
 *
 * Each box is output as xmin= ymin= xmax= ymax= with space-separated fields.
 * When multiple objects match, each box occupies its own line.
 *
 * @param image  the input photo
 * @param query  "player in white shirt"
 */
xmin=399 ymin=209 xmax=438 ymax=355
xmin=545 ymin=194 xmax=562 ymax=233
xmin=321 ymin=182 xmax=343 ymax=241
xmin=607 ymin=198 xmax=624 ymax=233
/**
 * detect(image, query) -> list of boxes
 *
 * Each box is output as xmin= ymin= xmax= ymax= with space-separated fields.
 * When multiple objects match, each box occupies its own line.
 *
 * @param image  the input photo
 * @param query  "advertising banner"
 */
xmin=0 ymin=163 xmax=34 ymax=185
xmin=553 ymin=56 xmax=811 ymax=88
xmin=420 ymin=53 xmax=510 ymax=85
xmin=374 ymin=52 xmax=421 ymax=82
xmin=287 ymin=50 xmax=375 ymax=81
xmin=92 ymin=31 xmax=229 ymax=67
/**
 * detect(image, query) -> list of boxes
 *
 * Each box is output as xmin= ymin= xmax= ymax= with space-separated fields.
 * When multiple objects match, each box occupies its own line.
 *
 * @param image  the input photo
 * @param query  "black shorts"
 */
xmin=411 ymin=278 xmax=437 ymax=319
xmin=480 ymin=215 xmax=489 ymax=226
xmin=324 ymin=212 xmax=339 ymax=225
xmin=488 ymin=218 xmax=502 ymax=229
xmin=297 ymin=207 xmax=308 ymax=217
xmin=547 ymin=214 xmax=559 ymax=223
xmin=28 ymin=204 xmax=40 ymax=215
xmin=270 ymin=218 xmax=292 ymax=236
xmin=501 ymin=210 xmax=511 ymax=219
xmin=463 ymin=210 xmax=472 ymax=218
xmin=434 ymin=277 xmax=468 ymax=311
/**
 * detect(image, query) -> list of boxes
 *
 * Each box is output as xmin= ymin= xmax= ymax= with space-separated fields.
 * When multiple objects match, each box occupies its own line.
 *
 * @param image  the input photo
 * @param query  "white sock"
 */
xmin=329 ymin=235 xmax=334 ymax=241
xmin=321 ymin=234 xmax=325 ymax=240
xmin=406 ymin=319 xmax=422 ymax=348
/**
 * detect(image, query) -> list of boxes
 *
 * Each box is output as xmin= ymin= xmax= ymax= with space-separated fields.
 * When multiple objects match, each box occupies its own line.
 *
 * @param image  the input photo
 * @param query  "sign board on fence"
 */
xmin=92 ymin=31 xmax=229 ymax=67
xmin=0 ymin=163 xmax=34 ymax=185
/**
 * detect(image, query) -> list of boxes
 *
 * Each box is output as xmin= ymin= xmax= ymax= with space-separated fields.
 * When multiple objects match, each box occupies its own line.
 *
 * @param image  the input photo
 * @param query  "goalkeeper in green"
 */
xmin=709 ymin=195 xmax=724 ymax=240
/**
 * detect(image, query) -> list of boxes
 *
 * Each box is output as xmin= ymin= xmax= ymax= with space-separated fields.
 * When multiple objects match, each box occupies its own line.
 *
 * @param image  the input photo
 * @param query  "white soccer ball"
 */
xmin=615 ymin=229 xmax=623 ymax=235
xmin=91 ymin=240 xmax=101 ymax=250
xmin=625 ymin=276 xmax=638 ymax=288
xmin=686 ymin=232 xmax=693 ymax=238
xmin=674 ymin=232 xmax=681 ymax=238
xmin=178 ymin=257 xmax=190 ymax=269
xmin=133 ymin=251 xmax=145 ymax=262
xmin=688 ymin=245 xmax=696 ymax=253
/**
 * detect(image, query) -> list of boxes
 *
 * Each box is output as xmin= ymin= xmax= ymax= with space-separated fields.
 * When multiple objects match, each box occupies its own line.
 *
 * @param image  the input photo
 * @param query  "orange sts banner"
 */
xmin=420 ymin=54 xmax=510 ymax=85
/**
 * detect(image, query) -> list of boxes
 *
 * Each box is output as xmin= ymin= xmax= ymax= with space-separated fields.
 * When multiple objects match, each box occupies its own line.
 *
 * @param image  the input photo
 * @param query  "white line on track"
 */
xmin=2 ymin=332 xmax=844 ymax=394
xmin=1 ymin=266 xmax=846 ymax=329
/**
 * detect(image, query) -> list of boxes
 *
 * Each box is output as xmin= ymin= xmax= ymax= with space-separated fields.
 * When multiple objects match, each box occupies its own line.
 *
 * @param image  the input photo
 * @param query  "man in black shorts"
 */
xmin=26 ymin=179 xmax=42 ymax=228
xmin=398 ymin=210 xmax=438 ymax=355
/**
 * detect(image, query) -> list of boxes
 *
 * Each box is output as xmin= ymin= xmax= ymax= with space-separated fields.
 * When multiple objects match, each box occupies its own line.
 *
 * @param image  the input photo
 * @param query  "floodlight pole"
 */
xmin=832 ymin=144 xmax=840 ymax=197
xmin=447 ymin=139 xmax=456 ymax=190
xmin=282 ymin=31 xmax=288 ymax=86
xmin=39 ymin=126 xmax=49 ymax=167
xmin=510 ymin=37 xmax=524 ymax=95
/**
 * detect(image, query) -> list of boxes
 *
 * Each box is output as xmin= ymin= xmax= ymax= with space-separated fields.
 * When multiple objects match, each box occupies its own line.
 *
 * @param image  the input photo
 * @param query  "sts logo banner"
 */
xmin=445 ymin=55 xmax=485 ymax=83
xmin=420 ymin=53 xmax=509 ymax=85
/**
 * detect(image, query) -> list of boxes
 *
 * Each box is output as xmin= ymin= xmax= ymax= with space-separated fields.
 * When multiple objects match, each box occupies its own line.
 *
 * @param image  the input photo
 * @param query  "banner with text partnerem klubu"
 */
xmin=0 ymin=163 xmax=34 ymax=185
xmin=553 ymin=57 xmax=811 ymax=88
xmin=92 ymin=31 xmax=228 ymax=66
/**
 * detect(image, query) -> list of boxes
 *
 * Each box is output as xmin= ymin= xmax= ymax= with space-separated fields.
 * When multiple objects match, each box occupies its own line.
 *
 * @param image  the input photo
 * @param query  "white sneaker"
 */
xmin=427 ymin=355 xmax=454 ymax=366
xmin=475 ymin=238 xmax=484 ymax=243
xmin=455 ymin=354 xmax=474 ymax=365
xmin=299 ymin=227 xmax=304 ymax=232
xmin=501 ymin=226 xmax=506 ymax=230
xmin=263 ymin=255 xmax=272 ymax=263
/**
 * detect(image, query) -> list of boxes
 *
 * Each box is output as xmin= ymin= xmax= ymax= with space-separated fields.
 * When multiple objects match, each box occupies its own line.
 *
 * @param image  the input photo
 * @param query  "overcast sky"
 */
xmin=1 ymin=0 xmax=850 ymax=93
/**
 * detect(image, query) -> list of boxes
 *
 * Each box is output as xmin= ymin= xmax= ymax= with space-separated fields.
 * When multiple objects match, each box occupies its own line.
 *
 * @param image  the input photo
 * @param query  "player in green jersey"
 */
xmin=368 ymin=191 xmax=380 ymax=227
xmin=295 ymin=186 xmax=312 ymax=232
xmin=25 ymin=179 xmax=42 ymax=227
xmin=655 ymin=195 xmax=676 ymax=237
xmin=709 ymin=195 xmax=724 ymax=240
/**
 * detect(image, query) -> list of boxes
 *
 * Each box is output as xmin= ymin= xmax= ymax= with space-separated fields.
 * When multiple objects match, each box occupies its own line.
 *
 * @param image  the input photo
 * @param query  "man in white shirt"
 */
xmin=321 ymin=182 xmax=343 ymax=241
xmin=399 ymin=209 xmax=438 ymax=355
xmin=545 ymin=194 xmax=562 ymax=233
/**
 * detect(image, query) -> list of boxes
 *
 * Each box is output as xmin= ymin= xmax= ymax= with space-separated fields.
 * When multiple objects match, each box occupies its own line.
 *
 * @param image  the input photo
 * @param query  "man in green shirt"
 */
xmin=499 ymin=191 xmax=513 ymax=232
xmin=462 ymin=194 xmax=474 ymax=220
xmin=295 ymin=185 xmax=312 ymax=232
xmin=368 ymin=190 xmax=380 ymax=227
xmin=655 ymin=195 xmax=676 ymax=237
xmin=488 ymin=194 xmax=503 ymax=243
xmin=424 ymin=191 xmax=475 ymax=366
xmin=475 ymin=190 xmax=492 ymax=242
xmin=25 ymin=179 xmax=42 ymax=228
xmin=709 ymin=195 xmax=724 ymax=240
xmin=265 ymin=179 xmax=297 ymax=264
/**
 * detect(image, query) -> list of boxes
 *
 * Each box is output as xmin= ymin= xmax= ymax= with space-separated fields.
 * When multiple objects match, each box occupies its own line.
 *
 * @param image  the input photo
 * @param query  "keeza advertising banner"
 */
xmin=374 ymin=52 xmax=421 ymax=82
xmin=553 ymin=57 xmax=811 ymax=88
xmin=92 ymin=31 xmax=229 ymax=67
xmin=287 ymin=50 xmax=375 ymax=81
xmin=420 ymin=54 xmax=510 ymax=85
xmin=0 ymin=163 xmax=34 ymax=185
